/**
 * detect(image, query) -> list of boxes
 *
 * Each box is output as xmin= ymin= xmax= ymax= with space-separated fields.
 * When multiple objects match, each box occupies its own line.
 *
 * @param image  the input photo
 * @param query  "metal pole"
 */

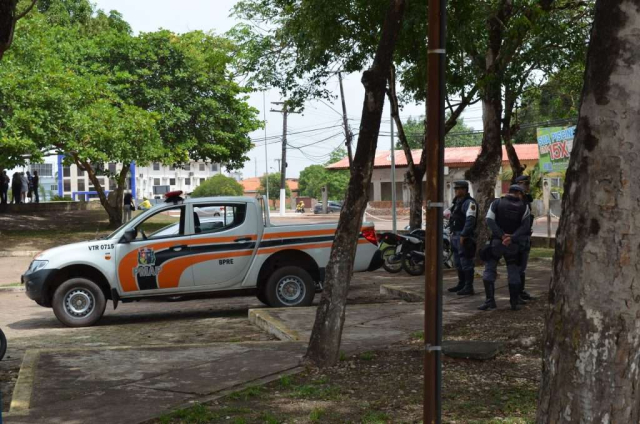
xmin=425 ymin=0 xmax=446 ymax=421
xmin=391 ymin=109 xmax=397 ymax=233
xmin=280 ymin=104 xmax=288 ymax=217
xmin=338 ymin=72 xmax=354 ymax=167
xmin=263 ymin=92 xmax=269 ymax=208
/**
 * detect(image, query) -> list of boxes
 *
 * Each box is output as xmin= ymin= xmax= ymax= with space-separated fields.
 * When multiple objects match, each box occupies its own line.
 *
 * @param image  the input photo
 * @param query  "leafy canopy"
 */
xmin=191 ymin=174 xmax=244 ymax=198
xmin=298 ymin=165 xmax=349 ymax=200
xmin=258 ymin=173 xmax=291 ymax=201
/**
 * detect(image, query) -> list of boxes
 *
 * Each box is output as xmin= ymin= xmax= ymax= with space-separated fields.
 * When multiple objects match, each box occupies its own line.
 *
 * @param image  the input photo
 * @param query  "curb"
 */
xmin=9 ymin=349 xmax=40 ymax=416
xmin=380 ymin=284 xmax=423 ymax=303
xmin=0 ymin=251 xmax=38 ymax=258
xmin=248 ymin=309 xmax=302 ymax=342
xmin=0 ymin=286 xmax=24 ymax=292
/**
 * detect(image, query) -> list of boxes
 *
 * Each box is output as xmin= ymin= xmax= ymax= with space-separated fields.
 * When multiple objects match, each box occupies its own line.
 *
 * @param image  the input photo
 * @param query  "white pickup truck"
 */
xmin=22 ymin=194 xmax=382 ymax=327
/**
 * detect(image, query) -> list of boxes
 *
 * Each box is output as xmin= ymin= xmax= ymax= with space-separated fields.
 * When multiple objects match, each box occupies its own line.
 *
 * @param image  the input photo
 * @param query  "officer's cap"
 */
xmin=515 ymin=175 xmax=530 ymax=183
xmin=453 ymin=180 xmax=469 ymax=189
xmin=508 ymin=184 xmax=525 ymax=194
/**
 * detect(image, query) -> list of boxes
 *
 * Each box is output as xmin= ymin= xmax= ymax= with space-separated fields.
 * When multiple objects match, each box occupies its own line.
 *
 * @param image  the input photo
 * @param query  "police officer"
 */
xmin=479 ymin=184 xmax=531 ymax=311
xmin=447 ymin=181 xmax=477 ymax=296
xmin=515 ymin=175 xmax=534 ymax=301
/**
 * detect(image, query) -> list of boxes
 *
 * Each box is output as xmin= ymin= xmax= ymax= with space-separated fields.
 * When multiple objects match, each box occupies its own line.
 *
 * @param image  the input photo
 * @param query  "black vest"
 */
xmin=495 ymin=196 xmax=527 ymax=235
xmin=450 ymin=195 xmax=475 ymax=232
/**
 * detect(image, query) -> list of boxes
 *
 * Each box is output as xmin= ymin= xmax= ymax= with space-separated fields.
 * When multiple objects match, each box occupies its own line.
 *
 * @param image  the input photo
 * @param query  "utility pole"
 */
xmin=338 ymin=72 xmax=354 ymax=167
xmin=391 ymin=108 xmax=397 ymax=233
xmin=425 ymin=0 xmax=446 ymax=421
xmin=270 ymin=101 xmax=300 ymax=216
xmin=263 ymin=92 xmax=269 ymax=209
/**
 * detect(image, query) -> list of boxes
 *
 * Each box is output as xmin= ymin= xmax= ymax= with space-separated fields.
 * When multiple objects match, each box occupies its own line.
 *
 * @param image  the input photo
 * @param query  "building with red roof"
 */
xmin=326 ymin=144 xmax=539 ymax=205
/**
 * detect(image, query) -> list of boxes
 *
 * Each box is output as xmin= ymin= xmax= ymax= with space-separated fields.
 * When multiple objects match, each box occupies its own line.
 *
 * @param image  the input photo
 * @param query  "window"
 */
xmin=135 ymin=206 xmax=185 ymax=240
xmin=211 ymin=163 xmax=219 ymax=173
xmin=63 ymin=179 xmax=71 ymax=192
xmin=199 ymin=163 xmax=205 ymax=172
xmin=200 ymin=178 xmax=205 ymax=185
xmin=193 ymin=204 xmax=247 ymax=235
xmin=154 ymin=178 xmax=161 ymax=186
xmin=169 ymin=178 xmax=176 ymax=186
xmin=169 ymin=165 xmax=175 ymax=171
xmin=108 ymin=163 xmax=117 ymax=174
xmin=50 ymin=185 xmax=57 ymax=191
xmin=109 ymin=179 xmax=117 ymax=190
xmin=77 ymin=179 xmax=85 ymax=191
xmin=185 ymin=178 xmax=191 ymax=186
xmin=63 ymin=166 xmax=71 ymax=177
xmin=30 ymin=164 xmax=53 ymax=177
xmin=153 ymin=162 xmax=160 ymax=171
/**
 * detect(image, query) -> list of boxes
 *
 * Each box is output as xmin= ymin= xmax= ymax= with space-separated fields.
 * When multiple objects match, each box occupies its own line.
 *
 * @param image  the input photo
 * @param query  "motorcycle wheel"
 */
xmin=0 ymin=328 xmax=6 ymax=361
xmin=443 ymin=239 xmax=454 ymax=269
xmin=381 ymin=245 xmax=403 ymax=274
xmin=403 ymin=254 xmax=425 ymax=276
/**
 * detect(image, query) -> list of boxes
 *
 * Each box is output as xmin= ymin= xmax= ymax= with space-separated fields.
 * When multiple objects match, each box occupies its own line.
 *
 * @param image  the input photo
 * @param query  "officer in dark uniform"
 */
xmin=479 ymin=184 xmax=531 ymax=311
xmin=515 ymin=175 xmax=534 ymax=301
xmin=447 ymin=181 xmax=477 ymax=296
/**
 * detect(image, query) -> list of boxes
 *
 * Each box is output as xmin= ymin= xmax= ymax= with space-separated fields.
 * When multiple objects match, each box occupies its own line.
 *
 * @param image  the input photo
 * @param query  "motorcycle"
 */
xmin=388 ymin=223 xmax=453 ymax=276
xmin=378 ymin=232 xmax=407 ymax=273
xmin=295 ymin=203 xmax=305 ymax=213
xmin=0 ymin=328 xmax=6 ymax=361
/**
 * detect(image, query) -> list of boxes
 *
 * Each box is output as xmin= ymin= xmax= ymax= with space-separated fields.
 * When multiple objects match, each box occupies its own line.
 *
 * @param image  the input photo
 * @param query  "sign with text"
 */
xmin=536 ymin=126 xmax=575 ymax=174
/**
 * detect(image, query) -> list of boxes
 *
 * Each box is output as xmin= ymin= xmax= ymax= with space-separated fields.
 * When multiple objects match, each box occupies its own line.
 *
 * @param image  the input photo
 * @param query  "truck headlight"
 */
xmin=29 ymin=260 xmax=49 ymax=273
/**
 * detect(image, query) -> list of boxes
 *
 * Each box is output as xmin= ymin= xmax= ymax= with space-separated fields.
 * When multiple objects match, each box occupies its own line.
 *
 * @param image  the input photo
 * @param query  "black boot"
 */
xmin=457 ymin=270 xmax=475 ymax=295
xmin=447 ymin=269 xmax=465 ymax=292
xmin=509 ymin=285 xmax=520 ymax=311
xmin=520 ymin=274 xmax=533 ymax=300
xmin=478 ymin=280 xmax=496 ymax=311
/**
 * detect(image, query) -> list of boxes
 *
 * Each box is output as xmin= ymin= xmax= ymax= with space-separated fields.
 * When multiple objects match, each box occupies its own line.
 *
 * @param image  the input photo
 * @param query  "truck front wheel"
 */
xmin=265 ymin=266 xmax=315 ymax=307
xmin=52 ymin=278 xmax=107 ymax=327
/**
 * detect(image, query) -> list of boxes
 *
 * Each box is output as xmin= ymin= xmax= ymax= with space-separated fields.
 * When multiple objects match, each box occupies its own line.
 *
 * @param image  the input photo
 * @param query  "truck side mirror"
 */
xmin=122 ymin=228 xmax=137 ymax=243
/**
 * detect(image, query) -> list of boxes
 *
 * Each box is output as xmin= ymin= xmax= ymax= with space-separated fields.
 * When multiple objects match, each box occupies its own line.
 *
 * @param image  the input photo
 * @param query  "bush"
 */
xmin=191 ymin=174 xmax=244 ymax=198
xmin=51 ymin=195 xmax=73 ymax=202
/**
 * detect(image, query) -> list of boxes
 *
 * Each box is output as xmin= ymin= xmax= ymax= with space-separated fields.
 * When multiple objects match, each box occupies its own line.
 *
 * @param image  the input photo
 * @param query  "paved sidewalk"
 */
xmin=5 ymin=342 xmax=304 ymax=424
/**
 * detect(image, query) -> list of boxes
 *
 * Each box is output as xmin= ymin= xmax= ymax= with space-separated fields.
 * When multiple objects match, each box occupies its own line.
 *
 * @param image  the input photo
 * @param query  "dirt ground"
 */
xmin=155 ymin=297 xmax=546 ymax=424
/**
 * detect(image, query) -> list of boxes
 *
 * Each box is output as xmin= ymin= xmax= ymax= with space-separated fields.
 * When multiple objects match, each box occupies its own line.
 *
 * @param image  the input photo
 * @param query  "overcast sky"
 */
xmin=93 ymin=0 xmax=483 ymax=179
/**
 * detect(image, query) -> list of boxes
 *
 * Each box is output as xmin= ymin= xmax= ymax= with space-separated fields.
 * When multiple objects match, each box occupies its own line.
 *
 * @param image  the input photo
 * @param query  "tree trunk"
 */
xmin=0 ymin=0 xmax=17 ymax=61
xmin=504 ymin=138 xmax=524 ymax=182
xmin=537 ymin=2 xmax=640 ymax=422
xmin=406 ymin=168 xmax=425 ymax=230
xmin=305 ymin=0 xmax=406 ymax=368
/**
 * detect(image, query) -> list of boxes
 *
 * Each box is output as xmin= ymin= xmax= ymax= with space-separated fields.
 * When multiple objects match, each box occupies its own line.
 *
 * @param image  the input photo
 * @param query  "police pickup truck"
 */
xmin=22 ymin=194 xmax=382 ymax=327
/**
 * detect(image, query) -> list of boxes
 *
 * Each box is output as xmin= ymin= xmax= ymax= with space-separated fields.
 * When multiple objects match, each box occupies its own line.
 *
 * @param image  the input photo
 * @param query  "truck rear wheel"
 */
xmin=52 ymin=278 xmax=106 ymax=327
xmin=265 ymin=266 xmax=315 ymax=307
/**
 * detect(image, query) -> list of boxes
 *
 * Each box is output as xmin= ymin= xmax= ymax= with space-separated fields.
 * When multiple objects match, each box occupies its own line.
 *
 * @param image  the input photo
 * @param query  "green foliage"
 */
xmin=298 ymin=165 xmax=349 ymax=200
xmin=397 ymin=116 xmax=481 ymax=150
xmin=0 ymin=0 xmax=260 ymax=224
xmin=326 ymin=147 xmax=348 ymax=165
xmin=291 ymin=383 xmax=341 ymax=400
xmin=258 ymin=412 xmax=282 ymax=424
xmin=361 ymin=411 xmax=390 ymax=423
xmin=278 ymin=375 xmax=293 ymax=388
xmin=158 ymin=403 xmax=220 ymax=424
xmin=228 ymin=385 xmax=266 ymax=401
xmin=191 ymin=174 xmax=244 ymax=198
xmin=359 ymin=351 xmax=375 ymax=361
xmin=257 ymin=173 xmax=291 ymax=201
xmin=51 ymin=195 xmax=73 ymax=202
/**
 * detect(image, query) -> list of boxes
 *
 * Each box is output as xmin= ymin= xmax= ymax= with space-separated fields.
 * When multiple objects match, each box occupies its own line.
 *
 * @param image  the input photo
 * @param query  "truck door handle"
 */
xmin=234 ymin=237 xmax=252 ymax=243
xmin=170 ymin=245 xmax=187 ymax=252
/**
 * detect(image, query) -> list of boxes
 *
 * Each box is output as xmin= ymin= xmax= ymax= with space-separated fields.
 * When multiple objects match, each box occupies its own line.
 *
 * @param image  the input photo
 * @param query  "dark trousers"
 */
xmin=0 ymin=187 xmax=6 ymax=204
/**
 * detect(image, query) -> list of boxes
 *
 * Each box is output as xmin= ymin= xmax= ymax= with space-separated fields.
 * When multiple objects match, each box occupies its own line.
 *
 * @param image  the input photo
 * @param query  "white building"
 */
xmin=135 ymin=161 xmax=223 ymax=199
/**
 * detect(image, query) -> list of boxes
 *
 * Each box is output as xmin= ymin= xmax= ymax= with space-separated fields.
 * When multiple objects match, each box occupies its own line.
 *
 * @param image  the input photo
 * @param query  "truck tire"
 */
xmin=52 ymin=278 xmax=107 ymax=327
xmin=265 ymin=266 xmax=315 ymax=307
xmin=0 ymin=328 xmax=6 ymax=361
xmin=256 ymin=287 xmax=270 ymax=306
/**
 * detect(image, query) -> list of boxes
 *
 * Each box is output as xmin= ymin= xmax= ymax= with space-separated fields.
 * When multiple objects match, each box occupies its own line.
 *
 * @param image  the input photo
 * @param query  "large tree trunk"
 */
xmin=537 ymin=2 xmax=640 ymax=422
xmin=407 ymin=169 xmax=425 ymax=229
xmin=305 ymin=0 xmax=406 ymax=368
xmin=0 ymin=0 xmax=36 ymax=61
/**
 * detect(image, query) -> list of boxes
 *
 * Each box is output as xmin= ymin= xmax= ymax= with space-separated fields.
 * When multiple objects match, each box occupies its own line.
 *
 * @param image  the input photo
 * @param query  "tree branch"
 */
xmin=15 ymin=0 xmax=37 ymax=21
xmin=387 ymin=65 xmax=416 ymax=177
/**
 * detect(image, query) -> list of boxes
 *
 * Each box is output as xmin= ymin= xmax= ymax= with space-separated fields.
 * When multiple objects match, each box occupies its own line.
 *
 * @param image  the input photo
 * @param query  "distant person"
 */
xmin=32 ymin=171 xmax=40 ymax=203
xmin=123 ymin=191 xmax=135 ymax=222
xmin=0 ymin=170 xmax=8 ymax=205
xmin=138 ymin=198 xmax=152 ymax=211
xmin=11 ymin=173 xmax=21 ymax=204
xmin=20 ymin=172 xmax=28 ymax=203
xmin=26 ymin=171 xmax=33 ymax=203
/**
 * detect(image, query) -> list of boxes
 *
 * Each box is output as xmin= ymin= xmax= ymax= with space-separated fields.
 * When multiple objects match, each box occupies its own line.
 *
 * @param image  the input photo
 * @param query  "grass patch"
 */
xmin=278 ymin=375 xmax=293 ymax=388
xmin=228 ymin=385 xmax=266 ymax=401
xmin=362 ymin=410 xmax=390 ymax=423
xmin=258 ymin=412 xmax=282 ymax=424
xmin=158 ymin=403 xmax=220 ymax=424
xmin=411 ymin=331 xmax=424 ymax=341
xmin=291 ymin=383 xmax=341 ymax=400
xmin=529 ymin=248 xmax=554 ymax=259
xmin=2 ymin=282 xmax=22 ymax=287
xmin=309 ymin=407 xmax=326 ymax=421
xmin=359 ymin=351 xmax=375 ymax=361
xmin=339 ymin=351 xmax=347 ymax=361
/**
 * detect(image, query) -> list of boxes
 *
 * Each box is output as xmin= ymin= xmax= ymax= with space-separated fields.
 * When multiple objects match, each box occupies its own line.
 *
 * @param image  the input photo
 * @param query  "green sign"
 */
xmin=536 ymin=126 xmax=575 ymax=175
